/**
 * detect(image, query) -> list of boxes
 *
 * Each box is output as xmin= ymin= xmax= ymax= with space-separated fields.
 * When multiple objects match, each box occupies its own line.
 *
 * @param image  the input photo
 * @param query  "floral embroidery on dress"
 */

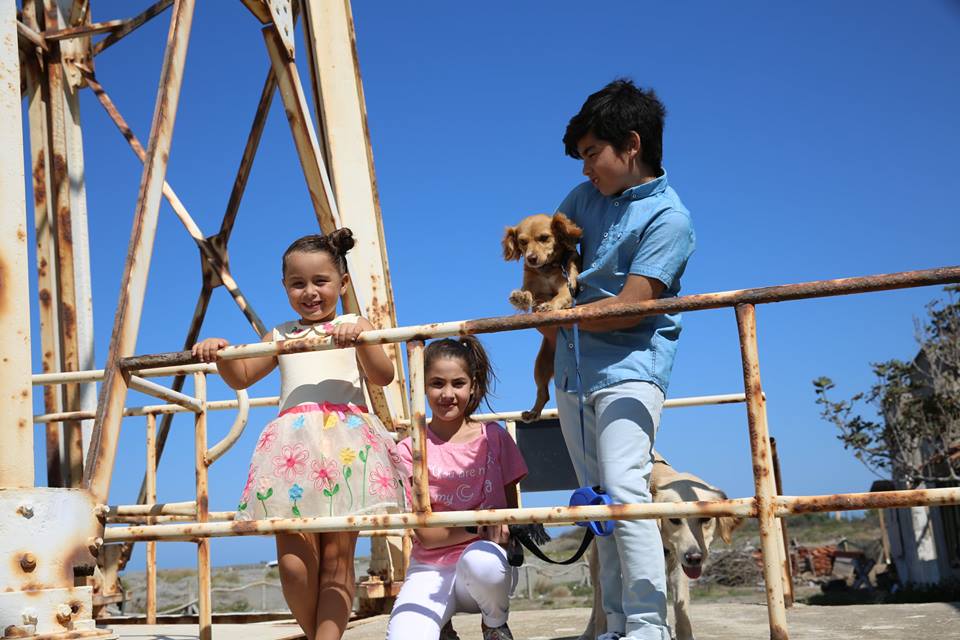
xmin=239 ymin=468 xmax=256 ymax=511
xmin=368 ymin=463 xmax=396 ymax=499
xmin=361 ymin=425 xmax=381 ymax=450
xmin=273 ymin=444 xmax=309 ymax=482
xmin=289 ymin=483 xmax=304 ymax=517
xmin=256 ymin=423 xmax=278 ymax=452
xmin=310 ymin=456 xmax=340 ymax=491
xmin=255 ymin=477 xmax=273 ymax=516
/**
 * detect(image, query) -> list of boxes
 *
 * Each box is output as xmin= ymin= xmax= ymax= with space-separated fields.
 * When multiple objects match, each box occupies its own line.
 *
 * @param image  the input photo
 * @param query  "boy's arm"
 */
xmin=579 ymin=209 xmax=693 ymax=333
xmin=576 ymin=275 xmax=665 ymax=332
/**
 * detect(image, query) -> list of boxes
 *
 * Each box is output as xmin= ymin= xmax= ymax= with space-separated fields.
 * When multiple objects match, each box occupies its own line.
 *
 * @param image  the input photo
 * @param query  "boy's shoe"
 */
xmin=596 ymin=633 xmax=624 ymax=640
xmin=439 ymin=620 xmax=460 ymax=640
xmin=481 ymin=622 xmax=515 ymax=640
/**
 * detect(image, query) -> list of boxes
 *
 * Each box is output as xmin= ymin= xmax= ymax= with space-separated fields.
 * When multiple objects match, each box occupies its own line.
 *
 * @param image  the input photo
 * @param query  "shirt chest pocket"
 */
xmin=610 ymin=230 xmax=642 ymax=276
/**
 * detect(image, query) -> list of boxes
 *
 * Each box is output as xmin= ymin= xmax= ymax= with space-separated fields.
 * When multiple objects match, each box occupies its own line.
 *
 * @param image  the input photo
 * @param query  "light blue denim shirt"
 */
xmin=555 ymin=172 xmax=695 ymax=394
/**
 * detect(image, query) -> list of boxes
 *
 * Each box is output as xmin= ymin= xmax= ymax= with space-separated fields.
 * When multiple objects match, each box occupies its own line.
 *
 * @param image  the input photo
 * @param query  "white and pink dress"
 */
xmin=236 ymin=314 xmax=407 ymax=520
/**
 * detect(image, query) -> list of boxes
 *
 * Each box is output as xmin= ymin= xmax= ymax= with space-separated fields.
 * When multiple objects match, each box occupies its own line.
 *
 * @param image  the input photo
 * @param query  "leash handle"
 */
xmin=515 ymin=528 xmax=595 ymax=566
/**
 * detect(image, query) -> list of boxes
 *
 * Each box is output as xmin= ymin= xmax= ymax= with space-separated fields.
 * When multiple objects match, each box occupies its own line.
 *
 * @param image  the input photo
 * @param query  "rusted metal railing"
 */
xmin=29 ymin=264 xmax=960 ymax=638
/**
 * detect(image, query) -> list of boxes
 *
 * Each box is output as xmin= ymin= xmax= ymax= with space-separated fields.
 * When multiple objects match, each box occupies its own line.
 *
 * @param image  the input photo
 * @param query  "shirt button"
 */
xmin=614 ymin=201 xmax=620 ymax=206
xmin=603 ymin=232 xmax=608 ymax=238
xmin=568 ymin=343 xmax=574 ymax=349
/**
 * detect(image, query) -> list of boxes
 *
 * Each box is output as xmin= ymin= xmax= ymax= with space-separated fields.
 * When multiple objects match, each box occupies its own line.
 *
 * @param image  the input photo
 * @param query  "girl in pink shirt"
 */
xmin=388 ymin=337 xmax=527 ymax=640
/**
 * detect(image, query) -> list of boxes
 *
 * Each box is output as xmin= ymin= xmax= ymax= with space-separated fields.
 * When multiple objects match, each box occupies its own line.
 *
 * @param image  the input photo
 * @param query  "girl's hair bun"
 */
xmin=327 ymin=227 xmax=355 ymax=257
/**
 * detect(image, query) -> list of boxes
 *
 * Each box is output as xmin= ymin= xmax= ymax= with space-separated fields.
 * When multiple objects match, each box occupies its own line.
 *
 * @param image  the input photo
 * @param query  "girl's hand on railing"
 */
xmin=331 ymin=322 xmax=363 ymax=348
xmin=193 ymin=337 xmax=229 ymax=362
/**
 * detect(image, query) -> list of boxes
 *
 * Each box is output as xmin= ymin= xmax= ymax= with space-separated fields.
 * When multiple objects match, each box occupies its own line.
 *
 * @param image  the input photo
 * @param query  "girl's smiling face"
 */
xmin=426 ymin=356 xmax=474 ymax=423
xmin=282 ymin=250 xmax=348 ymax=323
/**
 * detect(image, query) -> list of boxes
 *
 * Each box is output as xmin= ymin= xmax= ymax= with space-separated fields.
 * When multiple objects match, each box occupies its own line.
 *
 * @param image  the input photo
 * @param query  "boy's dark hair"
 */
xmin=282 ymin=228 xmax=354 ymax=277
xmin=424 ymin=336 xmax=496 ymax=417
xmin=563 ymin=78 xmax=667 ymax=174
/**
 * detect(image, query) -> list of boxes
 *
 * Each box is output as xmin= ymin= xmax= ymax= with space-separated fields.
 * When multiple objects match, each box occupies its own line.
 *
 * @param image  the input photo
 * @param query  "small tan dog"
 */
xmin=579 ymin=454 xmax=742 ymax=640
xmin=501 ymin=212 xmax=582 ymax=421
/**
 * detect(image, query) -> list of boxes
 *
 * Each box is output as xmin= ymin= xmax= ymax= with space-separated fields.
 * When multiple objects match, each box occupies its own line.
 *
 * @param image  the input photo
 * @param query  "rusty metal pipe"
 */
xmin=736 ymin=304 xmax=788 ymax=639
xmin=145 ymin=413 xmax=157 ymax=624
xmin=406 ymin=341 xmax=430 ymax=513
xmin=118 ymin=264 xmax=960 ymax=372
xmin=102 ymin=497 xmax=760 ymax=542
xmin=396 ymin=393 xmax=751 ymax=426
xmin=769 ymin=437 xmax=794 ymax=607
xmin=193 ymin=372 xmax=211 ymax=640
xmin=34 ymin=395 xmax=277 ymax=424
xmin=100 ymin=485 xmax=960 ymax=544
xmin=129 ymin=375 xmax=203 ymax=412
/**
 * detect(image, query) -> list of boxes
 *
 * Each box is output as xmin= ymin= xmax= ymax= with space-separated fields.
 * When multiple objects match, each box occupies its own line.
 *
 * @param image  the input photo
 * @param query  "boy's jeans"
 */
xmin=557 ymin=381 xmax=669 ymax=640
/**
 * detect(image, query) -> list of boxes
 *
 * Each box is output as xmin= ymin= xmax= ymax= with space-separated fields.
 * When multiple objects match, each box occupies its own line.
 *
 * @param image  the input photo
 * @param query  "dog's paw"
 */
xmin=521 ymin=409 xmax=542 ymax=423
xmin=509 ymin=289 xmax=533 ymax=311
xmin=534 ymin=302 xmax=558 ymax=313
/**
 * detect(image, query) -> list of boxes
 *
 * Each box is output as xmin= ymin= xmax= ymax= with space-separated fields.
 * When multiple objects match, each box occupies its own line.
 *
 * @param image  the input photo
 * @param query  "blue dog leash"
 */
xmin=565 ymin=278 xmax=615 ymax=538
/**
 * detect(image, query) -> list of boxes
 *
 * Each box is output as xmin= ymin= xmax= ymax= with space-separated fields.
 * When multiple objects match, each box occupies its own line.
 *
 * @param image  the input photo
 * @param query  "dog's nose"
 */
xmin=527 ymin=255 xmax=539 ymax=266
xmin=684 ymin=551 xmax=703 ymax=566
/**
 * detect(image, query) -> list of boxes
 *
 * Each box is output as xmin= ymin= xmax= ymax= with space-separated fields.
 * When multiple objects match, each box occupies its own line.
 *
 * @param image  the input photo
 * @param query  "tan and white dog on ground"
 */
xmin=579 ymin=453 xmax=742 ymax=640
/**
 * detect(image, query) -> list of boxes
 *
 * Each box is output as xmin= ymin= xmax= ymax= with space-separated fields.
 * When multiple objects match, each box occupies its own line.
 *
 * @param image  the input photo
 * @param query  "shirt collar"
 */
xmin=617 ymin=170 xmax=668 ymax=201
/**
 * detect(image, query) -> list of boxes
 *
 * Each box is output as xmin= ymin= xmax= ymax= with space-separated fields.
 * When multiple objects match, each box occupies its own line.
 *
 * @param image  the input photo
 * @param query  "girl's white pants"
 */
xmin=386 ymin=540 xmax=517 ymax=640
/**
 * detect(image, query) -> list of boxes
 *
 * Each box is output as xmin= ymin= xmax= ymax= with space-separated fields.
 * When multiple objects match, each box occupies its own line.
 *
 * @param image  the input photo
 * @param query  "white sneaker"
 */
xmin=597 ymin=633 xmax=624 ymax=640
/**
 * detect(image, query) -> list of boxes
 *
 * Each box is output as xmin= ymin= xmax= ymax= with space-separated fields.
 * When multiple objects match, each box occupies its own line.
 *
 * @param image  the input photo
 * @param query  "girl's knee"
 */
xmin=458 ymin=541 xmax=509 ymax=585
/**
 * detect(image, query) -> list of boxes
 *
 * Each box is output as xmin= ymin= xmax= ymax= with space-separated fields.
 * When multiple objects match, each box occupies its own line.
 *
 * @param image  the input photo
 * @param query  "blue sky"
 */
xmin=22 ymin=2 xmax=960 ymax=569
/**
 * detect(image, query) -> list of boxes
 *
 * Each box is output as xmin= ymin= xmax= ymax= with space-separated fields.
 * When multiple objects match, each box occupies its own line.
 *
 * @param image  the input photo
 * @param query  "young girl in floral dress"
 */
xmin=193 ymin=229 xmax=406 ymax=640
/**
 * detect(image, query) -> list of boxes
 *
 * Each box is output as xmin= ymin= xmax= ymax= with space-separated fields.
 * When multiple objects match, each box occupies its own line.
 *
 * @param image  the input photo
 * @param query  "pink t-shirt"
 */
xmin=396 ymin=422 xmax=528 ymax=566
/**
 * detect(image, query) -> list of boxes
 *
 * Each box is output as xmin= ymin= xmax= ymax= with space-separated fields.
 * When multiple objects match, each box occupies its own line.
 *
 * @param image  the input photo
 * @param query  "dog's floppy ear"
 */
xmin=502 ymin=226 xmax=521 ymax=261
xmin=551 ymin=212 xmax=582 ymax=250
xmin=716 ymin=516 xmax=743 ymax=545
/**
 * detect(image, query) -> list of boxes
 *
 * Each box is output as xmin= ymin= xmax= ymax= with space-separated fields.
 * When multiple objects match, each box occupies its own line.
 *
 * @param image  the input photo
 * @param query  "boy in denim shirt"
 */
xmin=543 ymin=79 xmax=695 ymax=640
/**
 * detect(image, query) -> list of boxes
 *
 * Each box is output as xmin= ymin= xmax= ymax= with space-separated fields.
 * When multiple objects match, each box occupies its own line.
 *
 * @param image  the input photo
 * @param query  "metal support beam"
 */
xmin=302 ymin=0 xmax=409 ymax=424
xmin=84 ymin=0 xmax=196 ymax=504
xmin=92 ymin=0 xmax=173 ymax=56
xmin=0 ymin=0 xmax=34 ymax=488
xmin=22 ymin=31 xmax=64 ymax=487
xmin=43 ymin=0 xmax=85 ymax=487
xmin=263 ymin=23 xmax=396 ymax=426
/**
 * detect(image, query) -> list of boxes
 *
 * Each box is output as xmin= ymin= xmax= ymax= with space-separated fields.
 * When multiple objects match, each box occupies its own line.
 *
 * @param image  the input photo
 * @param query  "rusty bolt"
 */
xmin=18 ymin=554 xmax=36 ymax=572
xmin=55 ymin=603 xmax=73 ymax=624
xmin=93 ymin=504 xmax=110 ymax=518
xmin=20 ymin=610 xmax=36 ymax=627
xmin=87 ymin=536 xmax=103 ymax=558
xmin=16 ymin=504 xmax=33 ymax=519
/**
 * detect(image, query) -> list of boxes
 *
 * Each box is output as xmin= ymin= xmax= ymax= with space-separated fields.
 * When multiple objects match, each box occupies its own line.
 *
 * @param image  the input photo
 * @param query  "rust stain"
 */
xmin=229 ymin=520 xmax=258 ymax=535
xmin=57 ymin=205 xmax=74 ymax=245
xmin=0 ymin=255 xmax=8 ymax=316
xmin=33 ymin=160 xmax=47 ymax=207
xmin=39 ymin=288 xmax=51 ymax=308
xmin=62 ymin=303 xmax=76 ymax=339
